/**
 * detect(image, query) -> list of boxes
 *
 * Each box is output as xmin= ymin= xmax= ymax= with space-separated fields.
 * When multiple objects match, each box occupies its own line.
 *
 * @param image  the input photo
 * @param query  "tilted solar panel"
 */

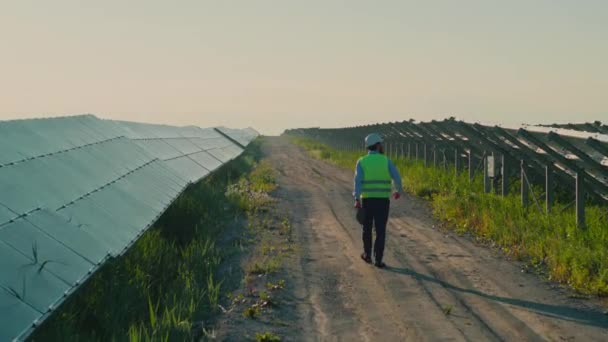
xmin=0 ymin=114 xmax=258 ymax=341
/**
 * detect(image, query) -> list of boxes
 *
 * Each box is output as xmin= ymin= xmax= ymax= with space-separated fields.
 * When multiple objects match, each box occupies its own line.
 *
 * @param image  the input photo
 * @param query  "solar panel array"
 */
xmin=539 ymin=121 xmax=608 ymax=134
xmin=286 ymin=119 xmax=608 ymax=225
xmin=0 ymin=115 xmax=257 ymax=341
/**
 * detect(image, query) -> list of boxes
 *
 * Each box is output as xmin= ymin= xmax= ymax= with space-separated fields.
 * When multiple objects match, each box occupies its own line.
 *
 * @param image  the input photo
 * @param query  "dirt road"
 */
xmin=265 ymin=137 xmax=607 ymax=341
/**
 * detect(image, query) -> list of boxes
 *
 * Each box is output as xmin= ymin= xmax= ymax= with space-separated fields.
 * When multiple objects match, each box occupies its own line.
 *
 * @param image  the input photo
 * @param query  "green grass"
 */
xmin=443 ymin=305 xmax=454 ymax=316
xmin=248 ymin=257 xmax=281 ymax=275
xmin=255 ymin=331 xmax=281 ymax=342
xmin=30 ymin=138 xmax=275 ymax=341
xmin=266 ymin=279 xmax=286 ymax=291
xmin=243 ymin=305 xmax=261 ymax=319
xmin=259 ymin=291 xmax=271 ymax=302
xmin=226 ymin=159 xmax=277 ymax=212
xmin=289 ymin=136 xmax=608 ymax=295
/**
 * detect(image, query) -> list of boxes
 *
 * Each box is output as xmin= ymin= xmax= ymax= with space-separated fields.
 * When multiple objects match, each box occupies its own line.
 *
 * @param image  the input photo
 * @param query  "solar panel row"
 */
xmin=0 ymin=115 xmax=257 ymax=341
xmin=285 ymin=119 xmax=608 ymax=201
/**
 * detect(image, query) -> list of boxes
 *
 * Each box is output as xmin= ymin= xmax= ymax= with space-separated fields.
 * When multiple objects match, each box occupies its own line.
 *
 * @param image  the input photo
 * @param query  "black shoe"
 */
xmin=374 ymin=260 xmax=386 ymax=268
xmin=361 ymin=253 xmax=372 ymax=264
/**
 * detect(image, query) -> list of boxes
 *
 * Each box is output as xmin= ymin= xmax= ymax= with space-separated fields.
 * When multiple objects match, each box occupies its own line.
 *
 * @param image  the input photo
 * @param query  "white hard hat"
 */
xmin=365 ymin=133 xmax=383 ymax=147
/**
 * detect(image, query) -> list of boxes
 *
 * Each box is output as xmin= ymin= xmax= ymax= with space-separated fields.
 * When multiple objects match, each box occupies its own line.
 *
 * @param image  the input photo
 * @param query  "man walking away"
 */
xmin=353 ymin=133 xmax=402 ymax=268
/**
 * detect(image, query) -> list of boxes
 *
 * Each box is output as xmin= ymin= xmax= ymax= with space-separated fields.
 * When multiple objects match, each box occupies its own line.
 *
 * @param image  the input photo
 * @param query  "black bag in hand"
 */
xmin=356 ymin=207 xmax=366 ymax=225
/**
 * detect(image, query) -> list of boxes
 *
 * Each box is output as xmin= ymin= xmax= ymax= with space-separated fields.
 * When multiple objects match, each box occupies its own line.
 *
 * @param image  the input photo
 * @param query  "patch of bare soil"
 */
xmin=211 ymin=160 xmax=307 ymax=341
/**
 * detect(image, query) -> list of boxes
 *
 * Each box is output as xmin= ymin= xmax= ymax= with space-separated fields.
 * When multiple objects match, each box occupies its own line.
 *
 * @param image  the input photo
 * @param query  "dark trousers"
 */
xmin=362 ymin=198 xmax=390 ymax=262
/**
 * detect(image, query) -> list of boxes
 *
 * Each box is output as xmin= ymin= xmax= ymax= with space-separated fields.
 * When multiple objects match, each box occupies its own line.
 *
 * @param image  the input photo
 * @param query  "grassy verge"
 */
xmin=219 ymin=152 xmax=296 ymax=341
xmin=30 ymin=139 xmax=268 ymax=341
xmin=289 ymin=136 xmax=608 ymax=296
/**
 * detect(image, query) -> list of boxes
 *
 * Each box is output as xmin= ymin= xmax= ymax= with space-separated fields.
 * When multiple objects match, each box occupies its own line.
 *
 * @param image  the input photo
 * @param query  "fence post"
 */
xmin=424 ymin=144 xmax=428 ymax=167
xmin=455 ymin=148 xmax=460 ymax=173
xmin=468 ymin=151 xmax=474 ymax=181
xmin=545 ymin=165 xmax=553 ymax=213
xmin=433 ymin=146 xmax=438 ymax=167
xmin=407 ymin=142 xmax=412 ymax=159
xmin=501 ymin=155 xmax=509 ymax=196
xmin=576 ymin=172 xmax=586 ymax=228
xmin=484 ymin=152 xmax=491 ymax=193
xmin=521 ymin=160 xmax=529 ymax=208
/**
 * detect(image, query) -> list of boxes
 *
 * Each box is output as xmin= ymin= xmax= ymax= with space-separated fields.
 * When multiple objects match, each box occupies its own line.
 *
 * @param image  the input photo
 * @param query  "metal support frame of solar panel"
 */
xmin=289 ymin=120 xmax=608 ymax=186
xmin=517 ymin=130 xmax=607 ymax=193
xmin=422 ymin=122 xmax=492 ymax=178
xmin=285 ymin=119 xmax=608 ymax=226
xmin=398 ymin=124 xmax=437 ymax=166
xmin=0 ymin=115 xmax=257 ymax=341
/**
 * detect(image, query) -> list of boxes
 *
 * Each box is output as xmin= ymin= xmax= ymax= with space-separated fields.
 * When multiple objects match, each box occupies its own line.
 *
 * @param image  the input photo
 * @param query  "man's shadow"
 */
xmin=384 ymin=266 xmax=608 ymax=329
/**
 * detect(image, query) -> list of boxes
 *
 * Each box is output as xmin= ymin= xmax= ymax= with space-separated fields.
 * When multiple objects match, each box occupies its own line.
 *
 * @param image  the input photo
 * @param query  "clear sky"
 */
xmin=1 ymin=1 xmax=606 ymax=135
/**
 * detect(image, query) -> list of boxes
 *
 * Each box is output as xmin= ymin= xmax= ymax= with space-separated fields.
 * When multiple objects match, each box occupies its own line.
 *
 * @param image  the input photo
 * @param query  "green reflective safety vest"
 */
xmin=360 ymin=153 xmax=392 ymax=198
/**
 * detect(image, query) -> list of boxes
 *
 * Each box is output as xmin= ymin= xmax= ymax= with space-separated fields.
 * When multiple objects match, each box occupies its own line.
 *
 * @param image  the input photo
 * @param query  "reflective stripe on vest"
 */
xmin=360 ymin=154 xmax=391 ymax=198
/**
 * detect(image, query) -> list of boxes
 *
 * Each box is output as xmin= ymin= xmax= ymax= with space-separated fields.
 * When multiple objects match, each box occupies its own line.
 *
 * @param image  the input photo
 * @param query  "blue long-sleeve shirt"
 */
xmin=353 ymin=151 xmax=403 ymax=200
